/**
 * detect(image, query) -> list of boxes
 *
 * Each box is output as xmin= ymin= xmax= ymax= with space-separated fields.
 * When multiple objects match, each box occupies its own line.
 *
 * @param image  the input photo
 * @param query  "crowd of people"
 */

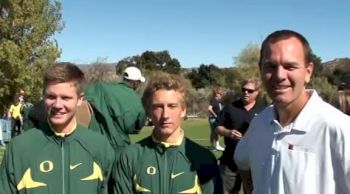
xmin=0 ymin=29 xmax=350 ymax=194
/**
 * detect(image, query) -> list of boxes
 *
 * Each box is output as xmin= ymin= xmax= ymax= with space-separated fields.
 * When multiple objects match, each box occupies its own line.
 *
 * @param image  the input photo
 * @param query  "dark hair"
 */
xmin=259 ymin=30 xmax=313 ymax=66
xmin=43 ymin=62 xmax=85 ymax=94
xmin=142 ymin=72 xmax=189 ymax=113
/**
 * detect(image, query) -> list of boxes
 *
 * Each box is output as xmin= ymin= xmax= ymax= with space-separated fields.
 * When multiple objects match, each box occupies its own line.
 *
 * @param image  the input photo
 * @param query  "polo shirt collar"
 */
xmin=151 ymin=130 xmax=187 ymax=155
xmin=152 ymin=129 xmax=184 ymax=148
xmin=270 ymin=90 xmax=320 ymax=133
xmin=292 ymin=90 xmax=320 ymax=132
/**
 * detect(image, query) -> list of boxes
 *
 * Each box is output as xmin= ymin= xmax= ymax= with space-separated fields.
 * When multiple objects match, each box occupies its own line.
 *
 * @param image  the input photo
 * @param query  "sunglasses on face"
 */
xmin=241 ymin=88 xmax=256 ymax=94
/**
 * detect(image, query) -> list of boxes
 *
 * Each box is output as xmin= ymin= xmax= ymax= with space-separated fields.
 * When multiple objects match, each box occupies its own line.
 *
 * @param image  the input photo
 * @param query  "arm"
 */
xmin=332 ymin=122 xmax=350 ymax=192
xmin=197 ymin=156 xmax=223 ymax=194
xmin=208 ymin=105 xmax=218 ymax=118
xmin=100 ymin=139 xmax=115 ymax=194
xmin=113 ymin=150 xmax=134 ymax=194
xmin=0 ymin=143 xmax=17 ymax=193
xmin=216 ymin=106 xmax=242 ymax=140
xmin=216 ymin=125 xmax=242 ymax=140
xmin=239 ymin=170 xmax=253 ymax=194
xmin=7 ymin=105 xmax=13 ymax=119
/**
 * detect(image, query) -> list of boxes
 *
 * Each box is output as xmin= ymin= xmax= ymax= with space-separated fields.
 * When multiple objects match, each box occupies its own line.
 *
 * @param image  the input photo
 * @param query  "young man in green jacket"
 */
xmin=84 ymin=66 xmax=147 ymax=155
xmin=114 ymin=73 xmax=222 ymax=194
xmin=0 ymin=63 xmax=115 ymax=194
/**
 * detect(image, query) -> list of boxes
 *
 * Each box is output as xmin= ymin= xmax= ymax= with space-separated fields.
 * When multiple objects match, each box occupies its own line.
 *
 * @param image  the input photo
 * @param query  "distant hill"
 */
xmin=323 ymin=58 xmax=350 ymax=73
xmin=323 ymin=58 xmax=350 ymax=84
xmin=77 ymin=63 xmax=117 ymax=72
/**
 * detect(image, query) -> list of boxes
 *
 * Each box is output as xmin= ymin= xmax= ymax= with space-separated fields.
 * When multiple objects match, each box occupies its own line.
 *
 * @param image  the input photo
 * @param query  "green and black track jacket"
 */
xmin=114 ymin=135 xmax=223 ymax=194
xmin=0 ymin=123 xmax=114 ymax=194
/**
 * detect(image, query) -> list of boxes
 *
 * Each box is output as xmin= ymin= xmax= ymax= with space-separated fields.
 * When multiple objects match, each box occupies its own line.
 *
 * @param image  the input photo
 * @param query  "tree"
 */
xmin=187 ymin=64 xmax=224 ymax=89
xmin=233 ymin=43 xmax=261 ymax=80
xmin=234 ymin=43 xmax=260 ymax=68
xmin=115 ymin=50 xmax=181 ymax=75
xmin=0 ymin=0 xmax=63 ymax=109
xmin=310 ymin=52 xmax=323 ymax=77
xmin=85 ymin=58 xmax=119 ymax=85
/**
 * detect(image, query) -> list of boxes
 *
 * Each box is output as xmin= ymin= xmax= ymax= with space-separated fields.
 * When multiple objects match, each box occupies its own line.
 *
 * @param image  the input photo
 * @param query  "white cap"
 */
xmin=123 ymin=66 xmax=145 ymax=82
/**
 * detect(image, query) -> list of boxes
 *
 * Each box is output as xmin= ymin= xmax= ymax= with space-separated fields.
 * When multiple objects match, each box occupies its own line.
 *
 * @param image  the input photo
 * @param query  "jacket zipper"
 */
xmin=164 ymin=151 xmax=167 ymax=193
xmin=61 ymin=140 xmax=65 ymax=194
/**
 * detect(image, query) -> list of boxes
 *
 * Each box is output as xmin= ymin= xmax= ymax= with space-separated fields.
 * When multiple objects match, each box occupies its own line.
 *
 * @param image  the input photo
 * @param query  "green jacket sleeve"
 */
xmin=113 ymin=148 xmax=134 ymax=194
xmin=198 ymin=162 xmax=223 ymax=194
xmin=0 ymin=144 xmax=18 ymax=193
xmin=118 ymin=106 xmax=146 ymax=135
xmin=100 ymin=137 xmax=116 ymax=194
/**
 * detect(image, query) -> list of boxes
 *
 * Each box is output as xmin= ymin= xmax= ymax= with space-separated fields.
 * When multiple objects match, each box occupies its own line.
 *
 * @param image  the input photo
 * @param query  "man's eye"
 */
xmin=169 ymin=104 xmax=178 ymax=108
xmin=264 ymin=62 xmax=276 ymax=69
xmin=152 ymin=105 xmax=163 ymax=109
xmin=46 ymin=95 xmax=55 ymax=100
xmin=284 ymin=63 xmax=297 ymax=71
xmin=62 ymin=97 xmax=71 ymax=100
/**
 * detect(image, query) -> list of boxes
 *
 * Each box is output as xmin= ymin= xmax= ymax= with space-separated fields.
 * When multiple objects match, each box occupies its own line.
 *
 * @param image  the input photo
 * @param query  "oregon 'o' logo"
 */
xmin=40 ymin=160 xmax=54 ymax=173
xmin=146 ymin=166 xmax=156 ymax=175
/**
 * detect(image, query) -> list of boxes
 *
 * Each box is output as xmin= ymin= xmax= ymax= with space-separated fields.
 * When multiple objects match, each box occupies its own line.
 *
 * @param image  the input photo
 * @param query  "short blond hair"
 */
xmin=142 ymin=73 xmax=189 ymax=113
xmin=241 ymin=77 xmax=260 ymax=90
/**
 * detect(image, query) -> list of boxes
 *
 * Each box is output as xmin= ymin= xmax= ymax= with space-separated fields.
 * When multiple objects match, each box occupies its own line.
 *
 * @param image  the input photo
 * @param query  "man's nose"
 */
xmin=52 ymin=99 xmax=63 ymax=108
xmin=274 ymin=65 xmax=287 ymax=80
xmin=161 ymin=107 xmax=170 ymax=119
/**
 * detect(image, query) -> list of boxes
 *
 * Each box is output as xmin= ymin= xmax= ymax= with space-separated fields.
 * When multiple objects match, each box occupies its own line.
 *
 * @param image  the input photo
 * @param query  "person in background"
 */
xmin=114 ymin=73 xmax=222 ymax=194
xmin=234 ymin=29 xmax=350 ymax=194
xmin=85 ymin=66 xmax=147 ymax=156
xmin=20 ymin=96 xmax=34 ymax=131
xmin=216 ymin=78 xmax=264 ymax=194
xmin=8 ymin=95 xmax=23 ymax=137
xmin=208 ymin=88 xmax=225 ymax=151
xmin=0 ymin=62 xmax=114 ymax=194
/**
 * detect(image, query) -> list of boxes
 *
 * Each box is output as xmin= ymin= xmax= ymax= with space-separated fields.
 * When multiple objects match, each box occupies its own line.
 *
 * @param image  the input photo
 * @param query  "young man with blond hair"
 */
xmin=114 ymin=73 xmax=222 ymax=194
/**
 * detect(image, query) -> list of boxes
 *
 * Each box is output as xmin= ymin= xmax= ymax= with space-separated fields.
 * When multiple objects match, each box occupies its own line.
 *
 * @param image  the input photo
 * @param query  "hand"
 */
xmin=230 ymin=130 xmax=242 ymax=140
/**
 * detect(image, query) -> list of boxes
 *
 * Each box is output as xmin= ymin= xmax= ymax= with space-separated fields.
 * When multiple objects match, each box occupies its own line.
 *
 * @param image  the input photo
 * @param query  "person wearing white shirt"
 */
xmin=234 ymin=29 xmax=350 ymax=194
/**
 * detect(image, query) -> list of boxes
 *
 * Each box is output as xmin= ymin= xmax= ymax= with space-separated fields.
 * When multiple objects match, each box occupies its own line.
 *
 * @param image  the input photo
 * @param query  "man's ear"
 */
xmin=181 ymin=107 xmax=186 ymax=118
xmin=305 ymin=62 xmax=314 ymax=84
xmin=77 ymin=92 xmax=84 ymax=106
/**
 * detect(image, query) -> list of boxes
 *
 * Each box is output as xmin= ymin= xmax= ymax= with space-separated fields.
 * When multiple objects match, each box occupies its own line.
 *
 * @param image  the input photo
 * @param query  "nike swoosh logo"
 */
xmin=70 ymin=163 xmax=82 ymax=170
xmin=17 ymin=168 xmax=47 ymax=190
xmin=171 ymin=172 xmax=184 ymax=179
xmin=81 ymin=162 xmax=103 ymax=181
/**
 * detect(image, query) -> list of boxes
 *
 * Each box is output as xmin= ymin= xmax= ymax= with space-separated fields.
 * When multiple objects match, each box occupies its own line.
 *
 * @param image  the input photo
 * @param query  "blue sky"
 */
xmin=55 ymin=0 xmax=350 ymax=67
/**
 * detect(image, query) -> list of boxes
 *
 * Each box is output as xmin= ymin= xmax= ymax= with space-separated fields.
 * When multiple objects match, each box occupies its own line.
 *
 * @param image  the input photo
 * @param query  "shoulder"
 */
xmin=11 ymin=128 xmax=47 ymax=144
xmin=183 ymin=138 xmax=216 ymax=164
xmin=315 ymin=100 xmax=350 ymax=131
xmin=74 ymin=126 xmax=115 ymax=160
xmin=253 ymin=105 xmax=273 ymax=121
xmin=76 ymin=125 xmax=110 ymax=144
xmin=7 ymin=128 xmax=48 ymax=156
xmin=119 ymin=136 xmax=152 ymax=159
xmin=248 ymin=105 xmax=274 ymax=132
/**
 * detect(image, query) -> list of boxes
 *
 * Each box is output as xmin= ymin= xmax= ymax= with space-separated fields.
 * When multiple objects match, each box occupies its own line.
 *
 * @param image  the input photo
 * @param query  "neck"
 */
xmin=275 ymin=91 xmax=310 ymax=126
xmin=153 ymin=127 xmax=183 ymax=144
xmin=51 ymin=118 xmax=77 ymax=135
xmin=243 ymin=100 xmax=256 ymax=111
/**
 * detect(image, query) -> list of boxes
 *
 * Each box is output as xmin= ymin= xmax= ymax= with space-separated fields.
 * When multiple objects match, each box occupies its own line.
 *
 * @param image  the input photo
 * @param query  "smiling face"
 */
xmin=44 ymin=81 xmax=83 ymax=133
xmin=260 ymin=36 xmax=313 ymax=109
xmin=149 ymin=89 xmax=186 ymax=142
